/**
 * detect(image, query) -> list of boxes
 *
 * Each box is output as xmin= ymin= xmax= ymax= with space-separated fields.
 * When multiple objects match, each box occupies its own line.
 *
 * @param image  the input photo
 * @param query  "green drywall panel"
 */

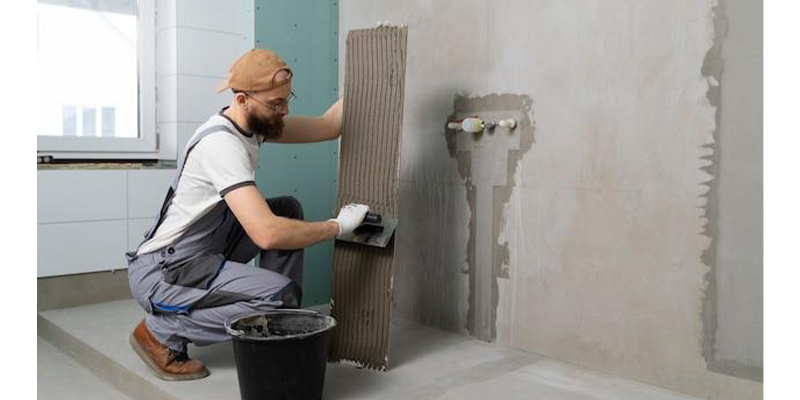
xmin=254 ymin=0 xmax=339 ymax=306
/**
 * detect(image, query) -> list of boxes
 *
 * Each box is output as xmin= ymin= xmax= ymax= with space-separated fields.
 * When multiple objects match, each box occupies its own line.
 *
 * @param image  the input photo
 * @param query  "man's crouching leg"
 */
xmin=261 ymin=196 xmax=305 ymax=287
xmin=129 ymin=319 xmax=210 ymax=381
xmin=129 ymin=260 xmax=301 ymax=381
xmin=127 ymin=254 xmax=209 ymax=381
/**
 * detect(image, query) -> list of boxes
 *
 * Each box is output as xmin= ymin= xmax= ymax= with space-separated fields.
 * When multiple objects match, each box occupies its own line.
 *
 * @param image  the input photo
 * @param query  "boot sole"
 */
xmin=128 ymin=333 xmax=210 ymax=381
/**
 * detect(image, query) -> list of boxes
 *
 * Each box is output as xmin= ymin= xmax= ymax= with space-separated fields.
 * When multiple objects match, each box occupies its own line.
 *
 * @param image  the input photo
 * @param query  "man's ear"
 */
xmin=233 ymin=92 xmax=247 ymax=106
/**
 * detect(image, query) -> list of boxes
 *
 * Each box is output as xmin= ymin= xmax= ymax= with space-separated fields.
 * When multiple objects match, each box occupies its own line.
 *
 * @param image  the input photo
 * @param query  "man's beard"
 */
xmin=246 ymin=111 xmax=284 ymax=141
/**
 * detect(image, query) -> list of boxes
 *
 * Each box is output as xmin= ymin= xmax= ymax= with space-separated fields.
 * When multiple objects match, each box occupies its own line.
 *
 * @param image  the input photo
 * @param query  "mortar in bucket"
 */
xmin=225 ymin=309 xmax=337 ymax=400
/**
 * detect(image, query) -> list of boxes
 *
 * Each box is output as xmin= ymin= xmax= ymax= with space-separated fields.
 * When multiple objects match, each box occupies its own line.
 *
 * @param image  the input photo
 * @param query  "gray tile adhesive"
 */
xmin=329 ymin=25 xmax=408 ymax=371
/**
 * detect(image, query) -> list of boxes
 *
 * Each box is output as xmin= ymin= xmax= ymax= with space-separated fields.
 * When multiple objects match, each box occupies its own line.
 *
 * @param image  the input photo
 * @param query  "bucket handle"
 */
xmin=226 ymin=327 xmax=244 ymax=337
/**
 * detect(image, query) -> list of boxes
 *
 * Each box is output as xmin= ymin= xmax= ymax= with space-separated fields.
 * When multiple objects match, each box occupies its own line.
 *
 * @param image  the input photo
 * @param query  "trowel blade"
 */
xmin=336 ymin=216 xmax=398 ymax=248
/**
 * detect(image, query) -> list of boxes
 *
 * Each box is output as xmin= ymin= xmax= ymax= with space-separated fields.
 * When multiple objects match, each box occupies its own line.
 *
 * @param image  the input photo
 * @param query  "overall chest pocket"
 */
xmin=162 ymin=253 xmax=226 ymax=289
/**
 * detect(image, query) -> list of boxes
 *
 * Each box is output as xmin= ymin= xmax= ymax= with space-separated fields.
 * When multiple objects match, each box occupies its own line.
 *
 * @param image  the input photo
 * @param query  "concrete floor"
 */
xmin=38 ymin=300 xmax=701 ymax=400
xmin=38 ymin=336 xmax=133 ymax=400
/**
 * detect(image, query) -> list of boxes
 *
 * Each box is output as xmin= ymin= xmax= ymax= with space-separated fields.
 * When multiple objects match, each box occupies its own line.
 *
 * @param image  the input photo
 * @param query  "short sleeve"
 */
xmin=191 ymin=132 xmax=256 ymax=196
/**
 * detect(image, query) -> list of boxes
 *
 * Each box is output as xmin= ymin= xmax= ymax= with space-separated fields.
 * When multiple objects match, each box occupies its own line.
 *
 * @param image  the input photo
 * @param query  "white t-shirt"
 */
xmin=137 ymin=109 xmax=260 ymax=255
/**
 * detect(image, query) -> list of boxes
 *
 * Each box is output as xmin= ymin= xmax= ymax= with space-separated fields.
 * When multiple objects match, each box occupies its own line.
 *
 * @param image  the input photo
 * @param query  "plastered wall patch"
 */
xmin=445 ymin=94 xmax=535 ymax=341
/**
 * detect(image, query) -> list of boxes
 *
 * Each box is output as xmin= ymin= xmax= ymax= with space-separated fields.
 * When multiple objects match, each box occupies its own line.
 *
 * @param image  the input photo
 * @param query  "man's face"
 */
xmin=243 ymin=82 xmax=292 ymax=141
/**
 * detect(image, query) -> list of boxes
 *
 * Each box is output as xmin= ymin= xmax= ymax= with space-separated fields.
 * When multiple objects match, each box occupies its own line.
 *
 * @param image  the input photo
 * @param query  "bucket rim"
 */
xmin=224 ymin=309 xmax=337 ymax=341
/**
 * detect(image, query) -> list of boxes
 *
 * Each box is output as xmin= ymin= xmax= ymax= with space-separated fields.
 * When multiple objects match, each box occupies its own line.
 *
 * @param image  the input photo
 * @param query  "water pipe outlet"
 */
xmin=447 ymin=117 xmax=517 ymax=133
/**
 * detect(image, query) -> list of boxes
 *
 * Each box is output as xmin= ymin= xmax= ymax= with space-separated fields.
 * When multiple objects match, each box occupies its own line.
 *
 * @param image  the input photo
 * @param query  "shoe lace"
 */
xmin=167 ymin=349 xmax=190 ymax=364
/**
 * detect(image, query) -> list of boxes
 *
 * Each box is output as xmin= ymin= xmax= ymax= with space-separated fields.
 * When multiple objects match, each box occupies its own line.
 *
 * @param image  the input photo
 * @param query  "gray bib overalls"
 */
xmin=126 ymin=123 xmax=303 ymax=352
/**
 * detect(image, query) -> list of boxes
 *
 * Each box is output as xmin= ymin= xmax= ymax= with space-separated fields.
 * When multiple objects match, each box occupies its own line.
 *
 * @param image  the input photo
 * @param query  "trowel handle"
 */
xmin=363 ymin=212 xmax=382 ymax=225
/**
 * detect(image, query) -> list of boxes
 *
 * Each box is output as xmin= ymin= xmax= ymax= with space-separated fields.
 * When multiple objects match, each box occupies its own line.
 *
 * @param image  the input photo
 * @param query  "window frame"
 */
xmin=36 ymin=0 xmax=158 ymax=160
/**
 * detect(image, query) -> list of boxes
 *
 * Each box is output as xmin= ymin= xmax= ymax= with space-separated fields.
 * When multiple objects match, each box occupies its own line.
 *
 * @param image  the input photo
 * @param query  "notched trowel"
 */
xmin=336 ymin=212 xmax=397 ymax=248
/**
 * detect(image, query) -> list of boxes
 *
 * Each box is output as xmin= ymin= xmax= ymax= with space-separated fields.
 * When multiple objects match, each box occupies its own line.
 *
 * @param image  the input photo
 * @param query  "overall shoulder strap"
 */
xmin=135 ymin=124 xmax=235 ymax=251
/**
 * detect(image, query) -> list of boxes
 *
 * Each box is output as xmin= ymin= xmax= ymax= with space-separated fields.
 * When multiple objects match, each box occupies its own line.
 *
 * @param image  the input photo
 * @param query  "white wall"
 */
xmin=157 ymin=0 xmax=254 ymax=159
xmin=37 ymin=0 xmax=254 ymax=277
xmin=37 ymin=169 xmax=171 ymax=277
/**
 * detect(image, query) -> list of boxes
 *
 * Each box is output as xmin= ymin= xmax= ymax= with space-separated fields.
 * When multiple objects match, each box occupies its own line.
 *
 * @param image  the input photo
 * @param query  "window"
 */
xmin=102 ymin=107 xmax=116 ymax=137
xmin=37 ymin=0 xmax=156 ymax=159
xmin=62 ymin=105 xmax=77 ymax=136
xmin=82 ymin=107 xmax=97 ymax=136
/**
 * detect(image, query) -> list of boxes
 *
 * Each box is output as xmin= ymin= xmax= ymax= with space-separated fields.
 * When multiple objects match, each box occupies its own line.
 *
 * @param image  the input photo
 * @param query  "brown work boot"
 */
xmin=129 ymin=320 xmax=210 ymax=381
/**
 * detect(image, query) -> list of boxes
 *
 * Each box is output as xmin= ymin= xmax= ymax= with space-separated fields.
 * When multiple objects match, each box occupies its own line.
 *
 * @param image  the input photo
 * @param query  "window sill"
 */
xmin=37 ymin=160 xmax=176 ymax=171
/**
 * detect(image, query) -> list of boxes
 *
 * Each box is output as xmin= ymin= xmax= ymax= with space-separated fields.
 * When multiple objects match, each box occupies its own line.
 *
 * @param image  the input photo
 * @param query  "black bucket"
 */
xmin=225 ymin=309 xmax=337 ymax=400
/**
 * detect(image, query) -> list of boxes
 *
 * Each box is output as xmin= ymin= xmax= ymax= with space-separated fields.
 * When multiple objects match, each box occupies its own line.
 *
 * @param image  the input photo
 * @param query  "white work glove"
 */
xmin=331 ymin=203 xmax=370 ymax=237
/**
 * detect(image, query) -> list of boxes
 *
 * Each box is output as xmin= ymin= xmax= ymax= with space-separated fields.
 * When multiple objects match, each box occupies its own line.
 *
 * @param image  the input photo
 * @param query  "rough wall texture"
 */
xmin=330 ymin=26 xmax=407 ymax=371
xmin=339 ymin=0 xmax=762 ymax=398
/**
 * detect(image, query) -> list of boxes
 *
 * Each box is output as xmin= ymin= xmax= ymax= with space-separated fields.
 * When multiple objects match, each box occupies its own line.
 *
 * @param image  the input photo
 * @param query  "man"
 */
xmin=125 ymin=49 xmax=369 ymax=381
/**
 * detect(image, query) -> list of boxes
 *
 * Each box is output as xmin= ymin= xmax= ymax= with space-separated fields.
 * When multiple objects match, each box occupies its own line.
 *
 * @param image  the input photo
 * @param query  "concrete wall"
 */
xmin=339 ymin=0 xmax=762 ymax=398
xmin=705 ymin=0 xmax=763 ymax=381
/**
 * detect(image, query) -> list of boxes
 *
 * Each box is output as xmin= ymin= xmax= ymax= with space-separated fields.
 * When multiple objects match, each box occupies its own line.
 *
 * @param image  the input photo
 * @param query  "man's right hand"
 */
xmin=331 ymin=203 xmax=370 ymax=237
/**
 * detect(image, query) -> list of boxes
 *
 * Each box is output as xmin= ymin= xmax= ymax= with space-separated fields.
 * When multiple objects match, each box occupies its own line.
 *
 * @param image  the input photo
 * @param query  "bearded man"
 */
xmin=125 ymin=49 xmax=368 ymax=380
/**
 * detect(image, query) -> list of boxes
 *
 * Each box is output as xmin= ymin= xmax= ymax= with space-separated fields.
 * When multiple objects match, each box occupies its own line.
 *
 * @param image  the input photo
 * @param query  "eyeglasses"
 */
xmin=244 ymin=91 xmax=296 ymax=112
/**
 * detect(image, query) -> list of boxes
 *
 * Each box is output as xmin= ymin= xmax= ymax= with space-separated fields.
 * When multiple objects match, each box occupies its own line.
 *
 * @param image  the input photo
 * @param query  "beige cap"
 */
xmin=215 ymin=49 xmax=293 ymax=93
